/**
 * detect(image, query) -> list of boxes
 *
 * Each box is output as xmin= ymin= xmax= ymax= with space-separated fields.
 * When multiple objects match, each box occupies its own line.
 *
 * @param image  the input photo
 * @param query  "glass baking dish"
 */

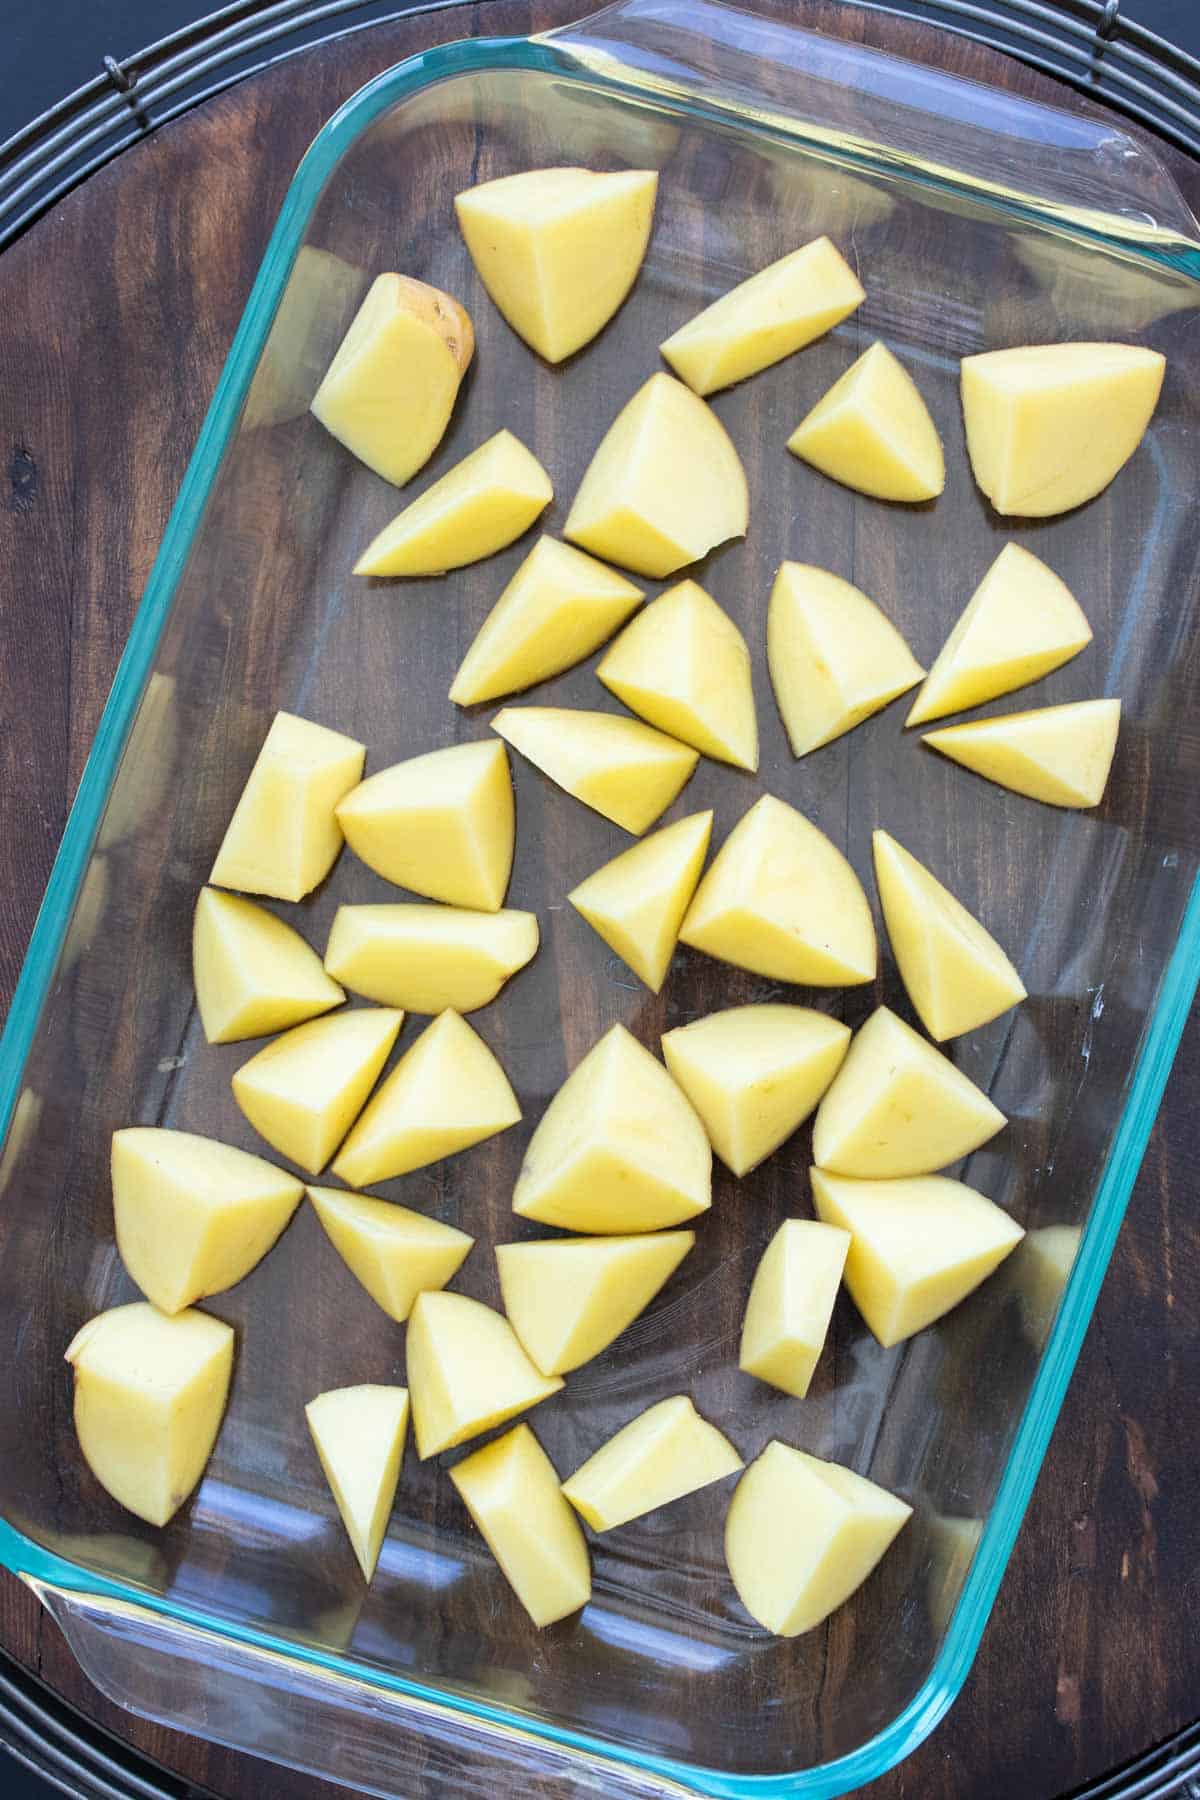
xmin=1 ymin=2 xmax=1198 ymax=1794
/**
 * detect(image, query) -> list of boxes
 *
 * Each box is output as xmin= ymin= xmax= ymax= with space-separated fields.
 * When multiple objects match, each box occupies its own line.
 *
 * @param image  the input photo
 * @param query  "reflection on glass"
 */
xmin=1013 ymin=1225 xmax=1083 ymax=1349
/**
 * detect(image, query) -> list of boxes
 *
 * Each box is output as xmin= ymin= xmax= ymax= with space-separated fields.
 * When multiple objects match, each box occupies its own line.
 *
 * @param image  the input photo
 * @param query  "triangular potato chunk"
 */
xmin=569 ymin=810 xmax=712 ymax=991
xmin=193 ymin=888 xmax=343 ymax=1044
xmin=324 ymin=904 xmax=537 ymax=1014
xmin=739 ymin=1219 xmax=850 ymax=1398
xmin=308 ymin=1185 xmax=473 ymax=1321
xmin=562 ymin=1396 xmax=742 ymax=1531
xmin=787 ymin=341 xmax=944 ymax=502
xmin=306 ymin=1384 xmax=409 ymax=1580
xmin=232 ymin=1007 xmax=403 ymax=1175
xmin=922 ymin=698 xmax=1120 ymax=808
xmin=406 ymin=1291 xmax=562 ymax=1458
xmin=496 ymin=1230 xmax=694 ymax=1375
xmin=450 ymin=1425 xmax=591 ymax=1627
xmin=354 ymin=431 xmax=552 ymax=576
xmin=492 ymin=705 xmax=697 ymax=835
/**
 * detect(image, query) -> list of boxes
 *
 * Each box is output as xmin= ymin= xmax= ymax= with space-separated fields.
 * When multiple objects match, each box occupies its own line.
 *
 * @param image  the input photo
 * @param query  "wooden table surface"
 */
xmin=1 ymin=2 xmax=1198 ymax=1796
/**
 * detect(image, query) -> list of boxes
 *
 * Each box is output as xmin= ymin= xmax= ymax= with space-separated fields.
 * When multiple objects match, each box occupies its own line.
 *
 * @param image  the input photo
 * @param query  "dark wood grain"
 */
xmin=1 ymin=3 xmax=1198 ymax=1797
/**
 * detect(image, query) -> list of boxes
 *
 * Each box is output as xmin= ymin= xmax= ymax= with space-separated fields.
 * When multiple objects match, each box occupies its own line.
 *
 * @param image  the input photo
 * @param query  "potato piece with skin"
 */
xmin=112 ymin=1129 xmax=304 ymax=1315
xmin=513 ymin=1023 xmax=711 ymax=1234
xmin=568 ymin=810 xmax=712 ymax=992
xmin=455 ymin=167 xmax=657 ymax=364
xmin=308 ymin=1185 xmax=472 ymax=1322
xmin=767 ymin=563 xmax=923 ymax=757
xmin=679 ymin=794 xmax=876 ymax=986
xmin=922 ymin=698 xmax=1120 ymax=809
xmin=306 ymin=1385 xmax=408 ymax=1581
xmin=564 ymin=373 xmax=749 ymax=578
xmin=66 ymin=1303 xmax=234 ymax=1528
xmin=310 ymin=273 xmax=474 ymax=487
xmin=739 ymin=1219 xmax=850 ymax=1397
xmin=354 ymin=432 xmax=552 ymax=577
xmin=787 ymin=341 xmax=944 ymax=502
xmin=660 ymin=237 xmax=864 ymax=396
xmin=725 ymin=1442 xmax=911 ymax=1637
xmin=492 ymin=705 xmax=697 ymax=836
xmin=336 ymin=739 xmax=514 ymax=911
xmin=812 ymin=1007 xmax=1006 ymax=1179
xmin=562 ymin=1396 xmax=742 ymax=1531
xmin=324 ymin=904 xmax=537 ymax=1014
xmin=811 ymin=1169 xmax=1024 ymax=1346
xmin=496 ymin=1231 xmax=694 ymax=1376
xmin=450 ymin=537 xmax=643 ymax=706
xmin=231 ymin=1007 xmax=403 ymax=1176
xmin=597 ymin=581 xmax=758 ymax=771
xmin=960 ymin=342 xmax=1164 ymax=516
xmin=406 ymin=1291 xmax=562 ymax=1459
xmin=210 ymin=711 xmax=365 ymax=903
xmin=193 ymin=888 xmax=343 ymax=1045
xmin=661 ymin=1004 xmax=850 ymax=1177
xmin=450 ymin=1425 xmax=591 ymax=1626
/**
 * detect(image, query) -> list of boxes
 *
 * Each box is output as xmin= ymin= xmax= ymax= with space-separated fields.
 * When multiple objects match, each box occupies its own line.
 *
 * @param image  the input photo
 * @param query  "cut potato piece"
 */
xmin=739 ymin=1219 xmax=850 ymax=1397
xmin=210 ymin=711 xmax=365 ymax=903
xmin=449 ymin=536 xmax=643 ymax=706
xmin=787 ymin=341 xmax=944 ymax=502
xmin=310 ymin=273 xmax=473 ymax=486
xmin=906 ymin=545 xmax=1092 ymax=726
xmin=513 ymin=1023 xmax=711 ymax=1234
xmin=496 ymin=1230 xmax=694 ymax=1376
xmin=564 ymin=373 xmax=749 ymax=578
xmin=562 ymin=1396 xmax=741 ymax=1531
xmin=112 ymin=1128 xmax=304 ymax=1314
xmin=660 ymin=237 xmax=864 ymax=395
xmin=354 ymin=432 xmax=552 ymax=577
xmin=873 ymin=831 xmax=1025 ymax=1041
xmin=960 ymin=341 xmax=1164 ymax=516
xmin=332 ymin=1010 xmax=520 ymax=1188
xmin=812 ymin=1006 xmax=1006 ymax=1178
xmin=406 ymin=1291 xmax=562 ymax=1458
xmin=492 ymin=705 xmax=697 ymax=835
xmin=679 ymin=794 xmax=876 ymax=986
xmin=455 ymin=167 xmax=657 ymax=364
xmin=568 ymin=810 xmax=712 ymax=992
xmin=662 ymin=1005 xmax=850 ymax=1177
xmin=193 ymin=888 xmax=343 ymax=1044
xmin=66 ymin=1303 xmax=234 ymax=1528
xmin=597 ymin=580 xmax=758 ymax=770
xmin=336 ymin=739 xmax=514 ymax=911
xmin=451 ymin=1424 xmax=591 ymax=1626
xmin=922 ymin=698 xmax=1120 ymax=808
xmin=811 ymin=1169 xmax=1024 ymax=1346
xmin=309 ymin=1185 xmax=472 ymax=1320
xmin=725 ymin=1442 xmax=911 ymax=1636
xmin=325 ymin=904 xmax=538 ymax=1013
xmin=231 ymin=1007 xmax=403 ymax=1175
xmin=306 ymin=1385 xmax=409 ymax=1580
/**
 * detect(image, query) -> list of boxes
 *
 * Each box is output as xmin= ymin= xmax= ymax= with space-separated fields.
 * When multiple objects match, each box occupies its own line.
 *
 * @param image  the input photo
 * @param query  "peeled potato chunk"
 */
xmin=231 ymin=1007 xmax=403 ymax=1176
xmin=922 ymin=698 xmax=1120 ymax=808
xmin=336 ymin=739 xmax=514 ymax=911
xmin=332 ymin=1009 xmax=520 ymax=1188
xmin=325 ymin=904 xmax=537 ymax=1013
xmin=906 ymin=544 xmax=1092 ymax=726
xmin=210 ymin=711 xmax=365 ymax=903
xmin=811 ymin=1169 xmax=1024 ymax=1346
xmin=193 ymin=888 xmax=343 ymax=1044
xmin=496 ymin=1230 xmax=694 ymax=1376
xmin=310 ymin=273 xmax=473 ymax=486
xmin=739 ymin=1219 xmax=850 ymax=1397
xmin=569 ymin=810 xmax=712 ymax=992
xmin=354 ymin=431 xmax=552 ymax=577
xmin=449 ymin=536 xmax=643 ymax=706
xmin=66 ymin=1303 xmax=234 ymax=1528
xmin=787 ymin=341 xmax=944 ymax=502
xmin=662 ymin=1004 xmax=850 ymax=1177
xmin=564 ymin=373 xmax=749 ymax=578
xmin=406 ymin=1291 xmax=562 ymax=1459
xmin=309 ymin=1185 xmax=472 ymax=1321
xmin=451 ymin=1424 xmax=591 ymax=1626
xmin=306 ymin=1384 xmax=409 ymax=1581
xmin=960 ymin=341 xmax=1164 ymax=516
xmin=513 ymin=1023 xmax=711 ymax=1234
xmin=725 ymin=1442 xmax=911 ymax=1637
xmin=767 ymin=562 xmax=923 ymax=756
xmin=562 ymin=1396 xmax=742 ymax=1531
xmin=492 ymin=705 xmax=697 ymax=835
xmin=873 ymin=832 xmax=1025 ymax=1042
xmin=112 ymin=1128 xmax=303 ymax=1314
xmin=660 ymin=237 xmax=864 ymax=395
xmin=679 ymin=794 xmax=876 ymax=986
xmin=455 ymin=167 xmax=657 ymax=364
xmin=812 ymin=1006 xmax=1006 ymax=1178
xmin=597 ymin=580 xmax=758 ymax=770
